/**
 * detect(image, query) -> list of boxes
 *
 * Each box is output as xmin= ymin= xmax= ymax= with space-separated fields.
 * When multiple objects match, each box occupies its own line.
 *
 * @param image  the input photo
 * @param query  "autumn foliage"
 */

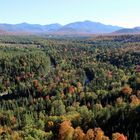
xmin=112 ymin=133 xmax=127 ymax=140
xmin=58 ymin=121 xmax=127 ymax=140
xmin=0 ymin=35 xmax=140 ymax=139
xmin=121 ymin=85 xmax=132 ymax=95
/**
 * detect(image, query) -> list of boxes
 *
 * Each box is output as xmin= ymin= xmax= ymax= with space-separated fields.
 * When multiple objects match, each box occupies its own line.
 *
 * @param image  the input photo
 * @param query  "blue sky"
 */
xmin=0 ymin=0 xmax=140 ymax=27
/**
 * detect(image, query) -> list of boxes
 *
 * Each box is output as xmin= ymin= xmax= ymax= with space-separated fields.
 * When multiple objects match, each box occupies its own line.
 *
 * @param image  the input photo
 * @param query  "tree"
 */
xmin=58 ymin=120 xmax=74 ymax=140
xmin=84 ymin=129 xmax=95 ymax=140
xmin=73 ymin=127 xmax=85 ymax=140
xmin=112 ymin=133 xmax=127 ymax=140
xmin=121 ymin=85 xmax=132 ymax=95
xmin=50 ymin=100 xmax=66 ymax=116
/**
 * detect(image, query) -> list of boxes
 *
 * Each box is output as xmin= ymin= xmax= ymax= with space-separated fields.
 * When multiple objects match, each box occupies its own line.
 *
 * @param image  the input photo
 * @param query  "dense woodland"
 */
xmin=0 ymin=34 xmax=140 ymax=140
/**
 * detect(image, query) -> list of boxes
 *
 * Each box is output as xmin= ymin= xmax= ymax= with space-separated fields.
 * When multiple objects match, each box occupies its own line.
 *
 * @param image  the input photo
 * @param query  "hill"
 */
xmin=0 ymin=29 xmax=7 ymax=34
xmin=114 ymin=27 xmax=140 ymax=34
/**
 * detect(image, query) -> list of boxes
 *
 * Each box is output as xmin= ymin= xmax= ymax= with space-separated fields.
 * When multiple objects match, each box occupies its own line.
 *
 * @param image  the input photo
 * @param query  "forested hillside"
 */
xmin=0 ymin=35 xmax=140 ymax=140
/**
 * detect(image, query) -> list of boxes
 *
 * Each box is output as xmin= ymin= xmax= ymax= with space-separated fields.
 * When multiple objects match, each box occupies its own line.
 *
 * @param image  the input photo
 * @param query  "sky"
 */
xmin=0 ymin=0 xmax=140 ymax=28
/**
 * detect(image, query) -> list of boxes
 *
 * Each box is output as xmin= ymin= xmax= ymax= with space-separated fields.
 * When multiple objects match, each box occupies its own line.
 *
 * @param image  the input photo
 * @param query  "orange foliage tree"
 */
xmin=121 ymin=85 xmax=132 ymax=95
xmin=112 ymin=133 xmax=127 ymax=140
xmin=58 ymin=120 xmax=74 ymax=140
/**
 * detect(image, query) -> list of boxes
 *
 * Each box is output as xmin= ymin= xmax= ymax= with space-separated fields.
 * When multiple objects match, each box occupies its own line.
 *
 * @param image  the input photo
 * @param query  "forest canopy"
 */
xmin=0 ymin=34 xmax=140 ymax=140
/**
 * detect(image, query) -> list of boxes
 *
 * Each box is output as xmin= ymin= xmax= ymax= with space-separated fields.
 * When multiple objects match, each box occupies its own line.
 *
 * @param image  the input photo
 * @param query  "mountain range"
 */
xmin=0 ymin=20 xmax=140 ymax=35
xmin=0 ymin=21 xmax=122 ymax=35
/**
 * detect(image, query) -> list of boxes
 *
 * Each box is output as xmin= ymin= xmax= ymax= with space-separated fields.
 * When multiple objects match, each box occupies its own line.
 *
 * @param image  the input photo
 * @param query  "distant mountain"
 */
xmin=0 ymin=23 xmax=62 ymax=33
xmin=44 ymin=24 xmax=62 ymax=32
xmin=114 ymin=27 xmax=140 ymax=34
xmin=0 ymin=23 xmax=41 ymax=32
xmin=58 ymin=20 xmax=122 ymax=34
xmin=0 ymin=21 xmax=123 ymax=34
